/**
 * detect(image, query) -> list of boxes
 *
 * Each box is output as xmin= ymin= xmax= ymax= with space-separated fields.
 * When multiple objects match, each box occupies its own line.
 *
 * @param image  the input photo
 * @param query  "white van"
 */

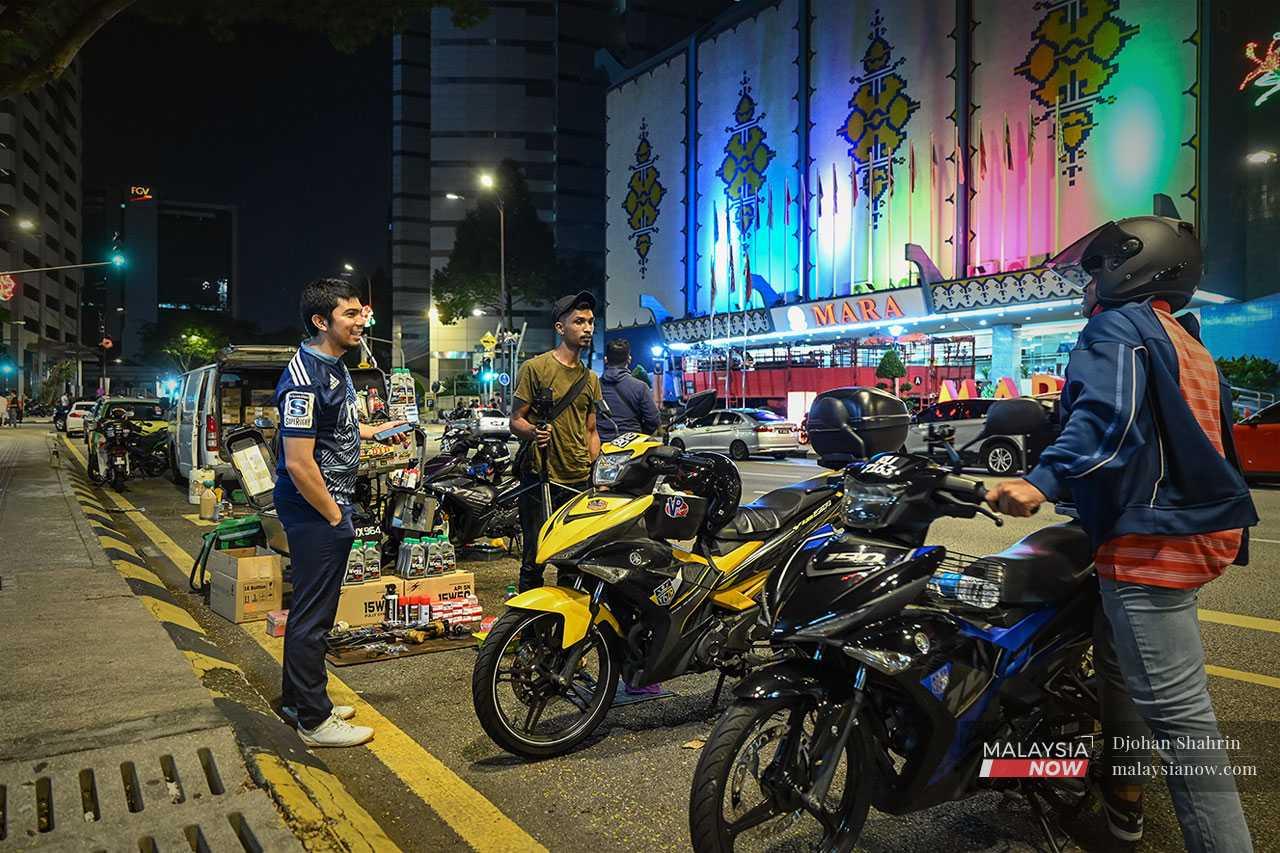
xmin=171 ymin=345 xmax=298 ymax=483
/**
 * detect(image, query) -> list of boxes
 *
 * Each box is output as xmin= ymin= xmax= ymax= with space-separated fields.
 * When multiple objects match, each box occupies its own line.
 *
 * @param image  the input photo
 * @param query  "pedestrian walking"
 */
xmin=273 ymin=278 xmax=406 ymax=748
xmin=987 ymin=217 xmax=1258 ymax=850
xmin=597 ymin=339 xmax=659 ymax=443
xmin=0 ymin=393 xmax=9 ymax=428
xmin=509 ymin=290 xmax=603 ymax=592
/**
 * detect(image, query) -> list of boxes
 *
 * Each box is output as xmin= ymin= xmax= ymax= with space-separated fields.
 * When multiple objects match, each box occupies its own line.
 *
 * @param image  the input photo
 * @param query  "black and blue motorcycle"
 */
xmin=689 ymin=389 xmax=1100 ymax=853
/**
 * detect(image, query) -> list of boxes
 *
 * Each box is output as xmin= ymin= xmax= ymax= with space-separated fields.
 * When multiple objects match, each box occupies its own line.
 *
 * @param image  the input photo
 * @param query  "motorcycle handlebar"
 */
xmin=939 ymin=474 xmax=987 ymax=504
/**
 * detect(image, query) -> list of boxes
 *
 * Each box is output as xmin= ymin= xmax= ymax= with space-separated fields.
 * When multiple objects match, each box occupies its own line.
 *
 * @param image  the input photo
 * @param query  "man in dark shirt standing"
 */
xmin=597 ymin=339 xmax=660 ymax=443
xmin=274 ymin=278 xmax=404 ymax=748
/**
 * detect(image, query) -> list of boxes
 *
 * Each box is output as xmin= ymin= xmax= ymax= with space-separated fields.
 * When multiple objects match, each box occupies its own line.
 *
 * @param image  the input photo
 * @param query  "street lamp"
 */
xmin=343 ymin=262 xmax=355 ymax=272
xmin=16 ymin=217 xmax=36 ymax=232
xmin=1246 ymin=150 xmax=1277 ymax=165
xmin=472 ymin=307 xmax=484 ymax=317
xmin=445 ymin=192 xmax=463 ymax=201
xmin=476 ymin=171 xmax=509 ymax=400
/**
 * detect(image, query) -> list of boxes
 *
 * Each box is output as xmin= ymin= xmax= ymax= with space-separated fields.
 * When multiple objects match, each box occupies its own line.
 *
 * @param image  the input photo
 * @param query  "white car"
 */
xmin=65 ymin=401 xmax=96 ymax=436
xmin=669 ymin=408 xmax=805 ymax=460
xmin=470 ymin=408 xmax=510 ymax=438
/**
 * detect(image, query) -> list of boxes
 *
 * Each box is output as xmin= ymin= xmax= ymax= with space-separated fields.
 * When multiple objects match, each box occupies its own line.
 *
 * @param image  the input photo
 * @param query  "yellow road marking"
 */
xmin=140 ymin=595 xmax=205 ymax=634
xmin=61 ymin=435 xmax=542 ymax=852
xmin=96 ymin=535 xmax=141 ymax=557
xmin=255 ymin=754 xmax=400 ymax=853
xmin=250 ymin=622 xmax=545 ymax=852
xmin=183 ymin=649 xmax=245 ymax=679
xmin=112 ymin=558 xmax=165 ymax=587
xmin=1206 ymin=665 xmax=1280 ymax=690
xmin=1199 ymin=609 xmax=1280 ymax=635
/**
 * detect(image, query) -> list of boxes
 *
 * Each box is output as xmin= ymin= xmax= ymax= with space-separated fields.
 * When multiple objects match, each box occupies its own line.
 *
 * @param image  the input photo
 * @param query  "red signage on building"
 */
xmin=0 ymin=274 xmax=17 ymax=302
xmin=809 ymin=295 xmax=909 ymax=326
xmin=129 ymin=185 xmax=153 ymax=202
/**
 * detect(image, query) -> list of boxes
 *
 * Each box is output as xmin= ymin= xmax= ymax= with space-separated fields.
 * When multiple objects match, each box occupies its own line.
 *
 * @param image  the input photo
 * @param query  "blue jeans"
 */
xmin=1098 ymin=576 xmax=1252 ymax=852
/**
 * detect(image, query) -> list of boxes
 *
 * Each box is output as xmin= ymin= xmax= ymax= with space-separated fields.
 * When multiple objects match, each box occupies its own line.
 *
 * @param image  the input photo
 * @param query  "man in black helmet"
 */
xmin=987 ymin=217 xmax=1258 ymax=850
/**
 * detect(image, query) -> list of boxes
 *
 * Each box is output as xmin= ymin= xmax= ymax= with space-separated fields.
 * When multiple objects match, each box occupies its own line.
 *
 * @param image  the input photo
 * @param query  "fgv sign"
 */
xmin=771 ymin=287 xmax=929 ymax=333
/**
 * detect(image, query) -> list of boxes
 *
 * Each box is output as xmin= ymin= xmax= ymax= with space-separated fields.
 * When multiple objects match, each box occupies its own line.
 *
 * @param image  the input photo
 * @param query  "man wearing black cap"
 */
xmin=509 ymin=290 xmax=604 ymax=591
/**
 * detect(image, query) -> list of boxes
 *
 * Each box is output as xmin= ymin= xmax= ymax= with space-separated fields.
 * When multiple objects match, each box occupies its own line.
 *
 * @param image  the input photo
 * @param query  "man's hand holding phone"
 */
xmin=371 ymin=420 xmax=412 ymax=445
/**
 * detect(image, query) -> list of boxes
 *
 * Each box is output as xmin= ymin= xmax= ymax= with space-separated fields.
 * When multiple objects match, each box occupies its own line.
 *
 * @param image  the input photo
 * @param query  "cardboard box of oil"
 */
xmin=400 ymin=571 xmax=474 ymax=607
xmin=335 ymin=578 xmax=396 ymax=627
xmin=208 ymin=547 xmax=283 ymax=623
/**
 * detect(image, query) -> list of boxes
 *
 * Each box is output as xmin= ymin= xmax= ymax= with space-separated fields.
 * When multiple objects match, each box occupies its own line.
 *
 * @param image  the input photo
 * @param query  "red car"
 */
xmin=1232 ymin=402 xmax=1280 ymax=480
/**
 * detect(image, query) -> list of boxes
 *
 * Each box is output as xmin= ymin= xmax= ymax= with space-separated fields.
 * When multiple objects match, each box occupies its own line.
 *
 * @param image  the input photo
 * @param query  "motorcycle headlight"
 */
xmin=591 ymin=451 xmax=632 ymax=487
xmin=841 ymin=480 xmax=906 ymax=528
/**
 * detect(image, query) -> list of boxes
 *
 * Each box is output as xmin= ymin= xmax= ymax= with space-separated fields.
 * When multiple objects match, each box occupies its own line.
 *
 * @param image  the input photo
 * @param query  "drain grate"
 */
xmin=0 ymin=727 xmax=299 ymax=851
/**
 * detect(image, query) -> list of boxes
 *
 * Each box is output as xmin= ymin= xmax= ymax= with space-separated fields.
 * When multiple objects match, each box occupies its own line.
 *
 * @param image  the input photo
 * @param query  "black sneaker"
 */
xmin=1101 ymin=786 xmax=1144 ymax=843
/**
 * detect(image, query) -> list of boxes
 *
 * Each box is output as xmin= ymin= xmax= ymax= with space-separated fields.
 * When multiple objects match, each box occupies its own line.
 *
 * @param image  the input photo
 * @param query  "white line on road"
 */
xmin=1250 ymin=537 xmax=1280 ymax=545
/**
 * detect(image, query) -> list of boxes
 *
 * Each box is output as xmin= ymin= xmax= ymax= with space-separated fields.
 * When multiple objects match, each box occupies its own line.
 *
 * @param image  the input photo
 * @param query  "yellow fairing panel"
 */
xmin=600 ymin=433 xmax=660 ymax=458
xmin=536 ymin=492 xmax=654 ymax=564
xmin=505 ymin=585 xmax=622 ymax=648
xmin=710 ymin=573 xmax=770 ymax=611
xmin=672 ymin=540 xmax=764 ymax=574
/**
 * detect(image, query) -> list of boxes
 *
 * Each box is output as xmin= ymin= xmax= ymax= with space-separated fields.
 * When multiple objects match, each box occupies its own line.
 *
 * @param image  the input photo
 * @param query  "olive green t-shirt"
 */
xmin=513 ymin=350 xmax=603 ymax=483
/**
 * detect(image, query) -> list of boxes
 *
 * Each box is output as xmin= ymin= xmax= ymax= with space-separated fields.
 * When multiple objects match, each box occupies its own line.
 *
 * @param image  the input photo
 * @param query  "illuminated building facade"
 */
xmin=604 ymin=0 xmax=1280 ymax=409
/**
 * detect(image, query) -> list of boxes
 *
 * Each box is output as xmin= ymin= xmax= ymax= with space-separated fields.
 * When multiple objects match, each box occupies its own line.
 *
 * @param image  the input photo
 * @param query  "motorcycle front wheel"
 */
xmin=689 ymin=698 xmax=871 ymax=853
xmin=472 ymin=608 xmax=617 ymax=760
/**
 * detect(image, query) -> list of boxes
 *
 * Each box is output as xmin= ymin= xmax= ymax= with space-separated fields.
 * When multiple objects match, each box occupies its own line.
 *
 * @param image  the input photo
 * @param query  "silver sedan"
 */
xmin=668 ymin=408 xmax=805 ymax=460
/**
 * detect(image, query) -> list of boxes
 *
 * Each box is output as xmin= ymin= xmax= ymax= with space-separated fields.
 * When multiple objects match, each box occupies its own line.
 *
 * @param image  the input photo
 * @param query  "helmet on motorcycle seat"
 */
xmin=1047 ymin=216 xmax=1202 ymax=311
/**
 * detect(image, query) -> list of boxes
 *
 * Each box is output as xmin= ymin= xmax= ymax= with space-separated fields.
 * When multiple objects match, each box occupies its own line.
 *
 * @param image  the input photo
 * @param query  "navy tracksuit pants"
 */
xmin=281 ymin=505 xmax=354 ymax=729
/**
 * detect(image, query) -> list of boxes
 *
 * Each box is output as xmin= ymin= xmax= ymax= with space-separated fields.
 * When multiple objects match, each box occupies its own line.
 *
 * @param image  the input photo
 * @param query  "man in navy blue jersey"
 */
xmin=274 ymin=278 xmax=404 ymax=748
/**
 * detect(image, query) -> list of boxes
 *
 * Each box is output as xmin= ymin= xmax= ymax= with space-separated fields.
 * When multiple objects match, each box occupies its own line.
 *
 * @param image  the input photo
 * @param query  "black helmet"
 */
xmin=1047 ymin=216 xmax=1202 ymax=311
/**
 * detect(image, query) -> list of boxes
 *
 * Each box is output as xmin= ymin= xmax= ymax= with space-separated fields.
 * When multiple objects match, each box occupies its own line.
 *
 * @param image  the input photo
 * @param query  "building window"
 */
xmin=44 ymin=141 xmax=58 ymax=160
xmin=43 ymin=205 xmax=59 ymax=225
xmin=24 ymin=317 xmax=38 ymax=335
xmin=64 ymin=192 xmax=76 ymax=210
xmin=64 ymin=333 xmax=77 ymax=345
xmin=65 ymin=221 xmax=77 ymax=238
xmin=63 ymin=247 xmax=75 ymax=263
xmin=46 ymin=269 xmax=60 ymax=283
xmin=45 ymin=325 xmax=60 ymax=341
xmin=64 ymin=305 xmax=77 ymax=320
xmin=45 ymin=173 xmax=60 ymax=193
xmin=23 ymin=183 xmax=38 ymax=204
xmin=45 ymin=294 xmax=60 ymax=311
xmin=22 ymin=249 xmax=39 ymax=267
xmin=43 ymin=234 xmax=61 ymax=254
xmin=63 ymin=163 xmax=76 ymax=182
xmin=0 ymin=169 xmax=12 ymax=185
xmin=22 ymin=151 xmax=39 ymax=171
xmin=0 ymin=133 xmax=13 ymax=149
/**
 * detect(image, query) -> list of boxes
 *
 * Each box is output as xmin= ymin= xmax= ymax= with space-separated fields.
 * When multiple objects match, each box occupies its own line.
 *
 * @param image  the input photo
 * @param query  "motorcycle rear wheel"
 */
xmin=689 ymin=698 xmax=871 ymax=853
xmin=472 ymin=608 xmax=617 ymax=760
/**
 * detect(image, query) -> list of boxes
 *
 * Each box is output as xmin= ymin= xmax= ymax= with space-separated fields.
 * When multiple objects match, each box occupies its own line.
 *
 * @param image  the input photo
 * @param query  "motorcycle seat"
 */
xmin=983 ymin=523 xmax=1094 ymax=605
xmin=715 ymin=481 xmax=836 ymax=542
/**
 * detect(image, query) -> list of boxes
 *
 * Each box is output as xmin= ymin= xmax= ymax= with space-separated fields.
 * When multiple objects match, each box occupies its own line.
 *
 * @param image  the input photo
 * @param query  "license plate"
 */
xmin=776 ymin=427 xmax=791 ymax=433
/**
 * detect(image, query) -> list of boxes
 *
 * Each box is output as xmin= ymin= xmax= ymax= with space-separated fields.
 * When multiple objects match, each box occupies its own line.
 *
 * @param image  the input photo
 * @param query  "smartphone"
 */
xmin=373 ymin=422 xmax=414 ymax=442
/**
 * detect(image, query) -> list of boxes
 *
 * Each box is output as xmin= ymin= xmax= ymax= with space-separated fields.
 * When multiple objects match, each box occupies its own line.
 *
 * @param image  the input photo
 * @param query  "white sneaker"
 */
xmin=298 ymin=714 xmax=374 ymax=748
xmin=282 ymin=705 xmax=355 ymax=724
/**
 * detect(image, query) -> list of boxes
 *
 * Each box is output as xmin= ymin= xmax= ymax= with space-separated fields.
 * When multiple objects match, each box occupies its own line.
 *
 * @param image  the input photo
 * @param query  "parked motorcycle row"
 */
xmin=468 ymin=386 xmax=1097 ymax=853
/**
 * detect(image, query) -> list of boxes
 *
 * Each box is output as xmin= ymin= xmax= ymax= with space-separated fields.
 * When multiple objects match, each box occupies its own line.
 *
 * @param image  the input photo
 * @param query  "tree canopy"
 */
xmin=431 ymin=159 xmax=558 ymax=325
xmin=0 ymin=0 xmax=487 ymax=99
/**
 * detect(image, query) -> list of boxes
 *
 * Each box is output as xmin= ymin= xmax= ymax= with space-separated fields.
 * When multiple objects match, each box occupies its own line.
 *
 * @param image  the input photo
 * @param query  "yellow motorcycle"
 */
xmin=472 ymin=391 xmax=844 ymax=759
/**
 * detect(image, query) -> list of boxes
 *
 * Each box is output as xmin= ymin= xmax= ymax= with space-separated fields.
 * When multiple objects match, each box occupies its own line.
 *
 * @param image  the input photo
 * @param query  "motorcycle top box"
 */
xmin=806 ymin=387 xmax=910 ymax=467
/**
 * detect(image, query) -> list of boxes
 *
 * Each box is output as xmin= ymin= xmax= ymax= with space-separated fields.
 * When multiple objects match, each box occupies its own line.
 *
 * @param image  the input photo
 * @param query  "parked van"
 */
xmin=171 ymin=345 xmax=297 ymax=483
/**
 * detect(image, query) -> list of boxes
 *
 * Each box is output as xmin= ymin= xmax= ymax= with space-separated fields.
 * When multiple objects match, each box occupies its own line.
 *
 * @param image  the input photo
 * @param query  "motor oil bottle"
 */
xmin=344 ymin=540 xmax=365 ymax=585
xmin=440 ymin=537 xmax=456 ymax=574
xmin=199 ymin=481 xmax=217 ymax=520
xmin=409 ymin=538 xmax=427 ymax=578
xmin=396 ymin=538 xmax=412 ymax=576
xmin=363 ymin=538 xmax=381 ymax=580
xmin=426 ymin=536 xmax=442 ymax=576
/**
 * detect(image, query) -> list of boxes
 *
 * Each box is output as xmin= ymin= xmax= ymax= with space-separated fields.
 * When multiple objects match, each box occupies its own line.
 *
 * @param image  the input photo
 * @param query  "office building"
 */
xmin=84 ymin=186 xmax=238 ymax=364
xmin=390 ymin=0 xmax=732 ymax=384
xmin=0 ymin=65 xmax=86 ymax=397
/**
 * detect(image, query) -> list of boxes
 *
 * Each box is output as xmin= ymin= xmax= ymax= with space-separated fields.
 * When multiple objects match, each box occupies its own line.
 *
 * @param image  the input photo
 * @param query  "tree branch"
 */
xmin=0 ymin=0 xmax=137 ymax=99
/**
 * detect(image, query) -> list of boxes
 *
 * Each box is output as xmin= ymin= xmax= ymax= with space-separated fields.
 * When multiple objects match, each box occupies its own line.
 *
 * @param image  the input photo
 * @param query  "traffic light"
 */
xmin=109 ymin=232 xmax=126 ymax=269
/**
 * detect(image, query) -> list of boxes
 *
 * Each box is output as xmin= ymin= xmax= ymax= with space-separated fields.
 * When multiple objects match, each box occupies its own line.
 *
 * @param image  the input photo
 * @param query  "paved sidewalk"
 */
xmin=0 ymin=425 xmax=298 ymax=849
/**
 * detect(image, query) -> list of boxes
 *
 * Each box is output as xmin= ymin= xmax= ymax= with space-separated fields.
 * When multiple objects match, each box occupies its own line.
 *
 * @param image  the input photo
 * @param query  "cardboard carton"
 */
xmin=208 ymin=547 xmax=284 ymax=623
xmin=208 ymin=547 xmax=282 ymax=582
xmin=336 ymin=578 xmax=397 ymax=627
xmin=401 ymin=571 xmax=475 ymax=606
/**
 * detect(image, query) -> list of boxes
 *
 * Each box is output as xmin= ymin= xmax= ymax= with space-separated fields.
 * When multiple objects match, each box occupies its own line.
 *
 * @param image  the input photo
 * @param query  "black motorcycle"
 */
xmin=128 ymin=426 xmax=170 ymax=478
xmin=689 ymin=390 xmax=1098 ymax=853
xmin=89 ymin=417 xmax=139 ymax=490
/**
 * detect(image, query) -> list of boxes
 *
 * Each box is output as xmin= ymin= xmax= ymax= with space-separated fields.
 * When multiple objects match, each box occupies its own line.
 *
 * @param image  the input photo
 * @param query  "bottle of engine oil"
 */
xmin=363 ymin=538 xmax=381 ymax=580
xmin=409 ymin=538 xmax=426 ymax=578
xmin=426 ymin=536 xmax=443 ymax=576
xmin=345 ymin=540 xmax=365 ymax=585
xmin=440 ymin=537 xmax=456 ymax=574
